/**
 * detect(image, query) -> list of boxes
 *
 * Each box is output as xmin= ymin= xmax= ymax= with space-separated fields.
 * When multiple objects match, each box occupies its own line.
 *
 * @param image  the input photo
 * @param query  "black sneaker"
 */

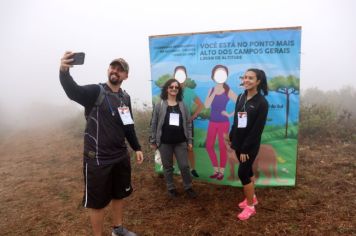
xmin=112 ymin=225 xmax=137 ymax=236
xmin=168 ymin=189 xmax=179 ymax=198
xmin=185 ymin=188 xmax=197 ymax=198
xmin=191 ymin=169 xmax=199 ymax=177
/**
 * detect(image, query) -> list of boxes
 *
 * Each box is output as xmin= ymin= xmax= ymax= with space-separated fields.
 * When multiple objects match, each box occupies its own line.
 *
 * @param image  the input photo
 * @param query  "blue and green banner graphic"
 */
xmin=149 ymin=27 xmax=301 ymax=187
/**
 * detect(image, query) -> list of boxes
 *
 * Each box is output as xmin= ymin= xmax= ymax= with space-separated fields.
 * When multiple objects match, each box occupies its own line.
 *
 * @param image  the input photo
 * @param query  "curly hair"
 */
xmin=160 ymin=78 xmax=183 ymax=101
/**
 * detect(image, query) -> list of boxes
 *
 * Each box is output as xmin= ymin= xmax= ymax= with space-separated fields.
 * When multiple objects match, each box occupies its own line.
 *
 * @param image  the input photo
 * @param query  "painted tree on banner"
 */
xmin=269 ymin=75 xmax=300 ymax=138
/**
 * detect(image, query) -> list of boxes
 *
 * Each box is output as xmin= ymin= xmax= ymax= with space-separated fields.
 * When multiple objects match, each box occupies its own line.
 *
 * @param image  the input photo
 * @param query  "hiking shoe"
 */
xmin=238 ymin=196 xmax=258 ymax=209
xmin=216 ymin=173 xmax=224 ymax=181
xmin=112 ymin=225 xmax=137 ymax=236
xmin=237 ymin=206 xmax=256 ymax=221
xmin=191 ymin=169 xmax=199 ymax=177
xmin=185 ymin=188 xmax=197 ymax=198
xmin=168 ymin=189 xmax=179 ymax=198
xmin=209 ymin=172 xmax=220 ymax=179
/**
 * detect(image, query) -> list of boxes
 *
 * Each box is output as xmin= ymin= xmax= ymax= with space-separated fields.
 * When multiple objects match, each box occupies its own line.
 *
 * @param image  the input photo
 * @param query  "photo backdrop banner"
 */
xmin=149 ymin=27 xmax=301 ymax=187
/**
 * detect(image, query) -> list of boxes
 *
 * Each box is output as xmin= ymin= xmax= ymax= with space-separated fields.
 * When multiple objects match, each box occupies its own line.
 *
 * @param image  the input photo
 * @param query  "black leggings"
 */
xmin=235 ymin=151 xmax=257 ymax=185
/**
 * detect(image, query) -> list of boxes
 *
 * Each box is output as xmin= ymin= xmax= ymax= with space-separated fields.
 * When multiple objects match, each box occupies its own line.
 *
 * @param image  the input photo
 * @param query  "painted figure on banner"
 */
xmin=224 ymin=133 xmax=287 ymax=184
xmin=173 ymin=66 xmax=204 ymax=178
xmin=204 ymin=65 xmax=237 ymax=181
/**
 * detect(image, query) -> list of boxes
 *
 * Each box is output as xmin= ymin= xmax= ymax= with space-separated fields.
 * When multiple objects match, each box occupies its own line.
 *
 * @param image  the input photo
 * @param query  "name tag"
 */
xmin=118 ymin=106 xmax=134 ymax=125
xmin=237 ymin=112 xmax=247 ymax=128
xmin=169 ymin=113 xmax=180 ymax=126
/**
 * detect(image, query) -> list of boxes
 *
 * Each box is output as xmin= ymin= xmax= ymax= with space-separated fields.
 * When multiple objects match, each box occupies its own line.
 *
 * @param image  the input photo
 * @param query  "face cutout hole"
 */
xmin=213 ymin=68 xmax=228 ymax=83
xmin=174 ymin=69 xmax=187 ymax=83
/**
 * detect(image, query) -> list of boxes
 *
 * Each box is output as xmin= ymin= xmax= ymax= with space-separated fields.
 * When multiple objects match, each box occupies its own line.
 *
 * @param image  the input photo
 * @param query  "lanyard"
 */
xmin=238 ymin=94 xmax=247 ymax=112
xmin=105 ymin=94 xmax=115 ymax=116
xmin=243 ymin=99 xmax=247 ymax=112
xmin=105 ymin=93 xmax=125 ymax=116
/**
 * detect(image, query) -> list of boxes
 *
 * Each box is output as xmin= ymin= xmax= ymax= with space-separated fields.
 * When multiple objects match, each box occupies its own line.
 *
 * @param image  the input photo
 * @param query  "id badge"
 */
xmin=237 ymin=112 xmax=247 ymax=128
xmin=118 ymin=106 xmax=134 ymax=125
xmin=169 ymin=113 xmax=180 ymax=126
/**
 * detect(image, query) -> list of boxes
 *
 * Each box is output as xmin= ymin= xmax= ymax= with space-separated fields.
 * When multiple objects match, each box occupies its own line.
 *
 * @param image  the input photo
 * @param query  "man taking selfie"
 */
xmin=59 ymin=51 xmax=144 ymax=236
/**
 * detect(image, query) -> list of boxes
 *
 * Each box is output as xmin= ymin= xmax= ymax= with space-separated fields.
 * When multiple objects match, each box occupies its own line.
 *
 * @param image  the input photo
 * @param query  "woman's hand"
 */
xmin=240 ymin=153 xmax=249 ymax=163
xmin=135 ymin=151 xmax=144 ymax=164
xmin=188 ymin=144 xmax=193 ymax=151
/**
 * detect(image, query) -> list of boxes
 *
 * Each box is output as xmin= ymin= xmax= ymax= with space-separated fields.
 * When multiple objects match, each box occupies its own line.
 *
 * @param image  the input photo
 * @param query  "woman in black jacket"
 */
xmin=229 ymin=68 xmax=269 ymax=220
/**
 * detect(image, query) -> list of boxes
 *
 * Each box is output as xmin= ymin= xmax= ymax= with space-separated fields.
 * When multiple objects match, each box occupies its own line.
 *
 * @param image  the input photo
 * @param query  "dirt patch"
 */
xmin=0 ymin=128 xmax=355 ymax=236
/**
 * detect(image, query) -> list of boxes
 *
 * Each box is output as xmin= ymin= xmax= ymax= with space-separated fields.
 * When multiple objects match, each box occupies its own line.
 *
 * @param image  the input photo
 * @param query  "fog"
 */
xmin=0 ymin=0 xmax=355 ymax=129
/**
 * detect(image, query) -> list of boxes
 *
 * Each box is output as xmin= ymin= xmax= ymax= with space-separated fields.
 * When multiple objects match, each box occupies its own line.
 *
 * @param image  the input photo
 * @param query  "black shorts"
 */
xmin=82 ymin=156 xmax=132 ymax=209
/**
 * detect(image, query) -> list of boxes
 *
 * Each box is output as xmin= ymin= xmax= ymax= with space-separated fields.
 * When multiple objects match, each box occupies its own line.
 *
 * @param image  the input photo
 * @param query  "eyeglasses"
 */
xmin=168 ymin=86 xmax=179 ymax=90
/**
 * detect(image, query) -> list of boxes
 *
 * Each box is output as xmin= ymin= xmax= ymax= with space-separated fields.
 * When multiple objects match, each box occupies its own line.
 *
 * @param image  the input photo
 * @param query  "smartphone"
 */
xmin=70 ymin=52 xmax=85 ymax=65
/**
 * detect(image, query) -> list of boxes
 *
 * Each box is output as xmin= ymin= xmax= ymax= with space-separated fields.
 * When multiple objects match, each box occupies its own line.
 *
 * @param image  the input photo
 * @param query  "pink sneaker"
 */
xmin=238 ymin=196 xmax=258 ymax=209
xmin=237 ymin=206 xmax=256 ymax=220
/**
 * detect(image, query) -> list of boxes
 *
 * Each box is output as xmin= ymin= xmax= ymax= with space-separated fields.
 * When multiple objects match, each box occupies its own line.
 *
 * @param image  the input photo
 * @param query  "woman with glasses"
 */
xmin=229 ymin=68 xmax=269 ymax=220
xmin=150 ymin=79 xmax=197 ymax=198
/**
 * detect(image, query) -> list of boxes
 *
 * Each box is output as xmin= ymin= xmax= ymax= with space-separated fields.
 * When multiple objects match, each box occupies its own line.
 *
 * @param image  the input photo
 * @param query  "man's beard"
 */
xmin=108 ymin=74 xmax=123 ymax=85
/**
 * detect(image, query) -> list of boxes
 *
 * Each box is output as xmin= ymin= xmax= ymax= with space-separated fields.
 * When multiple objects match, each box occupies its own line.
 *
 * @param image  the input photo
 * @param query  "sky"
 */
xmin=0 ymin=0 xmax=355 ymax=125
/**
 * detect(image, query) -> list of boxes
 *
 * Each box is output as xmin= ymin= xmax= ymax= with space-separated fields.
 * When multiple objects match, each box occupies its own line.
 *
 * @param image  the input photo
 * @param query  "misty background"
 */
xmin=0 ymin=0 xmax=355 ymax=129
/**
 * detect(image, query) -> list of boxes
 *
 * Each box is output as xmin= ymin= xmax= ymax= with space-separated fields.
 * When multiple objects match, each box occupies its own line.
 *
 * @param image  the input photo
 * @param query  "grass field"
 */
xmin=0 ymin=112 xmax=355 ymax=235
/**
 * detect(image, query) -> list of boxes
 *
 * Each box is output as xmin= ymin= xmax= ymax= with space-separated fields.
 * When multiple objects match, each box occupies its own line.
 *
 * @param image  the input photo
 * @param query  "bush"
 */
xmin=300 ymin=102 xmax=356 ymax=142
xmin=300 ymin=104 xmax=336 ymax=137
xmin=133 ymin=108 xmax=155 ymax=159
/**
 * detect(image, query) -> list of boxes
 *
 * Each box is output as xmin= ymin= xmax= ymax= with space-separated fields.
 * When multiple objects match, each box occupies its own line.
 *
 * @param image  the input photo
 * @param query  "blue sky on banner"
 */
xmin=149 ymin=29 xmax=301 ymax=83
xmin=150 ymin=29 xmax=301 ymax=125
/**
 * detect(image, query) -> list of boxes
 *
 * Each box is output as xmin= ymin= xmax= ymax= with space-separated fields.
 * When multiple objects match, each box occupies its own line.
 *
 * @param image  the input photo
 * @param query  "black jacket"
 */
xmin=229 ymin=91 xmax=268 ymax=156
xmin=60 ymin=71 xmax=141 ymax=165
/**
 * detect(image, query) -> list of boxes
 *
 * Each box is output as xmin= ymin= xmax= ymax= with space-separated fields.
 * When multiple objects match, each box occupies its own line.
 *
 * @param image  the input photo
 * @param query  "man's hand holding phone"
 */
xmin=60 ymin=51 xmax=85 ymax=72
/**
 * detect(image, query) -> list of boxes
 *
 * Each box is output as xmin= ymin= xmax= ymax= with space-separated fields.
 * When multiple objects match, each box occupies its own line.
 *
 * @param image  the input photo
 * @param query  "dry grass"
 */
xmin=0 ymin=113 xmax=355 ymax=235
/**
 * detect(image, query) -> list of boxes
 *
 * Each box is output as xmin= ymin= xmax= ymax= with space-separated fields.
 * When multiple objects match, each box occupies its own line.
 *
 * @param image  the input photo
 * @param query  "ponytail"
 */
xmin=247 ymin=68 xmax=268 ymax=96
